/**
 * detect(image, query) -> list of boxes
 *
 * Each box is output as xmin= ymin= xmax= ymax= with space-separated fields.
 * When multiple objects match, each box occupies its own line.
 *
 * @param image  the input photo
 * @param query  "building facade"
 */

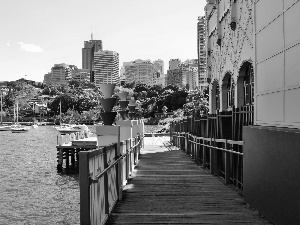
xmin=71 ymin=69 xmax=90 ymax=82
xmin=197 ymin=16 xmax=208 ymax=89
xmin=205 ymin=1 xmax=300 ymax=224
xmin=94 ymin=50 xmax=119 ymax=86
xmin=82 ymin=39 xmax=103 ymax=71
xmin=123 ymin=59 xmax=161 ymax=86
xmin=50 ymin=63 xmax=72 ymax=85
xmin=206 ymin=0 xmax=254 ymax=113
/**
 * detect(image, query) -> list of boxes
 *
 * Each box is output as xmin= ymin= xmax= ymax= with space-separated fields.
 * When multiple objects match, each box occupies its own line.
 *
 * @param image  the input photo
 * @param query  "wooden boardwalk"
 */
xmin=107 ymin=138 xmax=272 ymax=224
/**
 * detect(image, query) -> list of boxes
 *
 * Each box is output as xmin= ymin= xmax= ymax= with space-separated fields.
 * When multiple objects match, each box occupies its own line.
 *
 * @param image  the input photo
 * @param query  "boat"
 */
xmin=11 ymin=124 xmax=30 ymax=133
xmin=10 ymin=101 xmax=30 ymax=133
xmin=32 ymin=124 xmax=38 ymax=129
xmin=55 ymin=124 xmax=90 ymax=134
xmin=0 ymin=125 xmax=12 ymax=131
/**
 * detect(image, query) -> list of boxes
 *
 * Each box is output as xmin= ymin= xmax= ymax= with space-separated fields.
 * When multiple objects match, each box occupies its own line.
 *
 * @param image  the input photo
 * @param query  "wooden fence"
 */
xmin=170 ymin=105 xmax=253 ymax=190
xmin=79 ymin=134 xmax=143 ymax=225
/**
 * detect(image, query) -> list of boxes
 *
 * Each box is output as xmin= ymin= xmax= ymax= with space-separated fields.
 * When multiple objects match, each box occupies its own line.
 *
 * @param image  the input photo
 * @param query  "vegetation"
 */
xmin=1 ymin=80 xmax=208 ymax=125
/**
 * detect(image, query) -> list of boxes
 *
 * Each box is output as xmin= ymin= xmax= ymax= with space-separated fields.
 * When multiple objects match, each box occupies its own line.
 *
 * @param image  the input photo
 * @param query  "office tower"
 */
xmin=82 ymin=36 xmax=103 ymax=82
xmin=94 ymin=50 xmax=119 ymax=86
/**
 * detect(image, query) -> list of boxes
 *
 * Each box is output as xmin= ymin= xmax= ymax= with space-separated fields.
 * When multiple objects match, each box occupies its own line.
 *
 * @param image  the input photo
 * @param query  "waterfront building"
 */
xmin=94 ymin=50 xmax=119 ymax=86
xmin=205 ymin=1 xmax=300 ymax=224
xmin=197 ymin=16 xmax=208 ymax=90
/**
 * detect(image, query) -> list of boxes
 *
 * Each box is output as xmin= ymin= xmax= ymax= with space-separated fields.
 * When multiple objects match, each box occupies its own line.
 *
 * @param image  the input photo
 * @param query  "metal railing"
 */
xmin=170 ymin=106 xmax=253 ymax=190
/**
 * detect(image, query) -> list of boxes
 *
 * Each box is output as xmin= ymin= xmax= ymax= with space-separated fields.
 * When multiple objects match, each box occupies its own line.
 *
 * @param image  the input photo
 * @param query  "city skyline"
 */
xmin=0 ymin=0 xmax=206 ymax=82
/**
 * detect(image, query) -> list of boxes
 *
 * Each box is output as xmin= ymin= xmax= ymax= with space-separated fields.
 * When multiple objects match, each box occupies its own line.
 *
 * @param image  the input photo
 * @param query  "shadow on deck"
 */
xmin=107 ymin=138 xmax=272 ymax=224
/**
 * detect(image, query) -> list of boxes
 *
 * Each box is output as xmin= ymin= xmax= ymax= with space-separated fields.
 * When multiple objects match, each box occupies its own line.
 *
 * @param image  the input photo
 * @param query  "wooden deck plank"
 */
xmin=107 ymin=142 xmax=272 ymax=224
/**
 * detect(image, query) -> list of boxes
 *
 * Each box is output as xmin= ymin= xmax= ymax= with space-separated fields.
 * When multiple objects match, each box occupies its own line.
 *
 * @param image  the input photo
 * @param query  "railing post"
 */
xmin=225 ymin=140 xmax=232 ymax=184
xmin=79 ymin=151 xmax=90 ymax=225
xmin=203 ymin=139 xmax=207 ymax=168
xmin=103 ymin=147 xmax=109 ymax=215
xmin=210 ymin=139 xmax=216 ymax=175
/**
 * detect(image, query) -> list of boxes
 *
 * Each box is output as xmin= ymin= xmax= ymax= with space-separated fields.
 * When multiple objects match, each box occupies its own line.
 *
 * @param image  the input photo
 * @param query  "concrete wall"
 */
xmin=244 ymin=126 xmax=300 ymax=225
xmin=254 ymin=0 xmax=300 ymax=128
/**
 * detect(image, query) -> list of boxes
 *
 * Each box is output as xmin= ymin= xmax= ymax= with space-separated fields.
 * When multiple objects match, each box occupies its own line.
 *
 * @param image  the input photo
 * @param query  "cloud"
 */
xmin=18 ymin=42 xmax=43 ymax=53
xmin=6 ymin=43 xmax=10 ymax=46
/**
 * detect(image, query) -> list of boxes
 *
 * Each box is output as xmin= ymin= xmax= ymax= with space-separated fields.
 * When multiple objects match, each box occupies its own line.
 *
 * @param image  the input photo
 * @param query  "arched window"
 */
xmin=226 ymin=76 xmax=235 ymax=108
xmin=237 ymin=62 xmax=254 ymax=107
xmin=244 ymin=64 xmax=254 ymax=105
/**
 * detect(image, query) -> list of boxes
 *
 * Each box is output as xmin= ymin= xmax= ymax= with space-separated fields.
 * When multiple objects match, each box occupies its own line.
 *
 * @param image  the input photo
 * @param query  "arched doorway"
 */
xmin=237 ymin=62 xmax=254 ymax=107
xmin=211 ymin=80 xmax=220 ymax=113
xmin=221 ymin=72 xmax=235 ymax=110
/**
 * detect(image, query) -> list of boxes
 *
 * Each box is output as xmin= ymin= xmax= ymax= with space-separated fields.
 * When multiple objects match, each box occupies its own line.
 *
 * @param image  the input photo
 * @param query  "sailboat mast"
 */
xmin=16 ymin=101 xmax=19 ymax=124
xmin=14 ymin=103 xmax=16 ymax=123
xmin=59 ymin=99 xmax=62 ymax=125
xmin=0 ymin=91 xmax=2 ymax=125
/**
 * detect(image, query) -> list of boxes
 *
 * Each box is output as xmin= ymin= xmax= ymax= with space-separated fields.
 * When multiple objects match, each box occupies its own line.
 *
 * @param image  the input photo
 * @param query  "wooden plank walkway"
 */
xmin=107 ymin=137 xmax=272 ymax=224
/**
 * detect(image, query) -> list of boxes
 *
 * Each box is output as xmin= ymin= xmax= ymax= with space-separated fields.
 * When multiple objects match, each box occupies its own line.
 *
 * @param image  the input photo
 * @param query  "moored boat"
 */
xmin=0 ymin=125 xmax=12 ymax=131
xmin=11 ymin=124 xmax=30 ymax=133
xmin=55 ymin=124 xmax=90 ymax=134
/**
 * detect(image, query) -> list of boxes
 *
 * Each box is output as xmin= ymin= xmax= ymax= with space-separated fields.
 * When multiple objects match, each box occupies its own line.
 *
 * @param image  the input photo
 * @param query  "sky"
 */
xmin=0 ymin=0 xmax=206 ymax=82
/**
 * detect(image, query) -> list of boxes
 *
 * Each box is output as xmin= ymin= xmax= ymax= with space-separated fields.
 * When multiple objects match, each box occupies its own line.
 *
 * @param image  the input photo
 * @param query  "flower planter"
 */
xmin=119 ymin=100 xmax=129 ymax=111
xmin=128 ymin=105 xmax=136 ymax=112
xmin=128 ymin=99 xmax=136 ymax=106
xmin=128 ymin=112 xmax=136 ymax=120
xmin=119 ymin=110 xmax=128 ymax=120
xmin=117 ymin=92 xmax=129 ymax=101
xmin=99 ymin=97 xmax=117 ymax=112
xmin=100 ymin=112 xmax=117 ymax=125
xmin=99 ymin=84 xmax=116 ymax=98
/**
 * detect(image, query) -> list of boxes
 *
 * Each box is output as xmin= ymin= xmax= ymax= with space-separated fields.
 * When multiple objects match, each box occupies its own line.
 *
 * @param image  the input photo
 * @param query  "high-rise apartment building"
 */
xmin=197 ymin=16 xmax=207 ymax=89
xmin=94 ymin=50 xmax=119 ymax=86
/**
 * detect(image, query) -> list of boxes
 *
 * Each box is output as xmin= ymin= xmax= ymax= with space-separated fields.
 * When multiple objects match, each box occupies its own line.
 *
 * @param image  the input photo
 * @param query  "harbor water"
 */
xmin=0 ymin=126 xmax=80 ymax=225
xmin=0 ymin=124 xmax=161 ymax=225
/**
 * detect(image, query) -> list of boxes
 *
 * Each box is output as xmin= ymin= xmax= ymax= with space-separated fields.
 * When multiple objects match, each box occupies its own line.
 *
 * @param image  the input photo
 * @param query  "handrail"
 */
xmin=91 ymin=139 xmax=141 ymax=182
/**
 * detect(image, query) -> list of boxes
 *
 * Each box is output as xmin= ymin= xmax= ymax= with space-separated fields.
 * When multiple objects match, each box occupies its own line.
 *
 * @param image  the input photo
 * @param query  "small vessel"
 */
xmin=0 ymin=125 xmax=12 ymax=131
xmin=55 ymin=124 xmax=90 ymax=134
xmin=11 ymin=124 xmax=30 ymax=133
xmin=32 ymin=124 xmax=38 ymax=129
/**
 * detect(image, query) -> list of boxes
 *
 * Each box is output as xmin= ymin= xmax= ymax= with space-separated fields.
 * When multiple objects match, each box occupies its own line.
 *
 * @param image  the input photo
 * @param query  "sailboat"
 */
xmin=0 ymin=90 xmax=11 ymax=131
xmin=10 ymin=101 xmax=30 ymax=133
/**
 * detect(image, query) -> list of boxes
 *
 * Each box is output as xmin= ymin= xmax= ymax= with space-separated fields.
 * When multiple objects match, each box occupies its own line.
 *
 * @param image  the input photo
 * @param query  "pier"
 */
xmin=106 ymin=136 xmax=271 ymax=224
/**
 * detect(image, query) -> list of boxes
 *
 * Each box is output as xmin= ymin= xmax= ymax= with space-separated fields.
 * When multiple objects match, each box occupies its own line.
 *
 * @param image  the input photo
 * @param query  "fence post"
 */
xmin=79 ymin=151 xmax=90 ymax=225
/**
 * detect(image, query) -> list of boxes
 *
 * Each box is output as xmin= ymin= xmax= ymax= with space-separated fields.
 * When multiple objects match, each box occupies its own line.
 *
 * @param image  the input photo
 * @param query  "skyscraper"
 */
xmin=82 ymin=36 xmax=103 ymax=82
xmin=94 ymin=50 xmax=119 ymax=86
